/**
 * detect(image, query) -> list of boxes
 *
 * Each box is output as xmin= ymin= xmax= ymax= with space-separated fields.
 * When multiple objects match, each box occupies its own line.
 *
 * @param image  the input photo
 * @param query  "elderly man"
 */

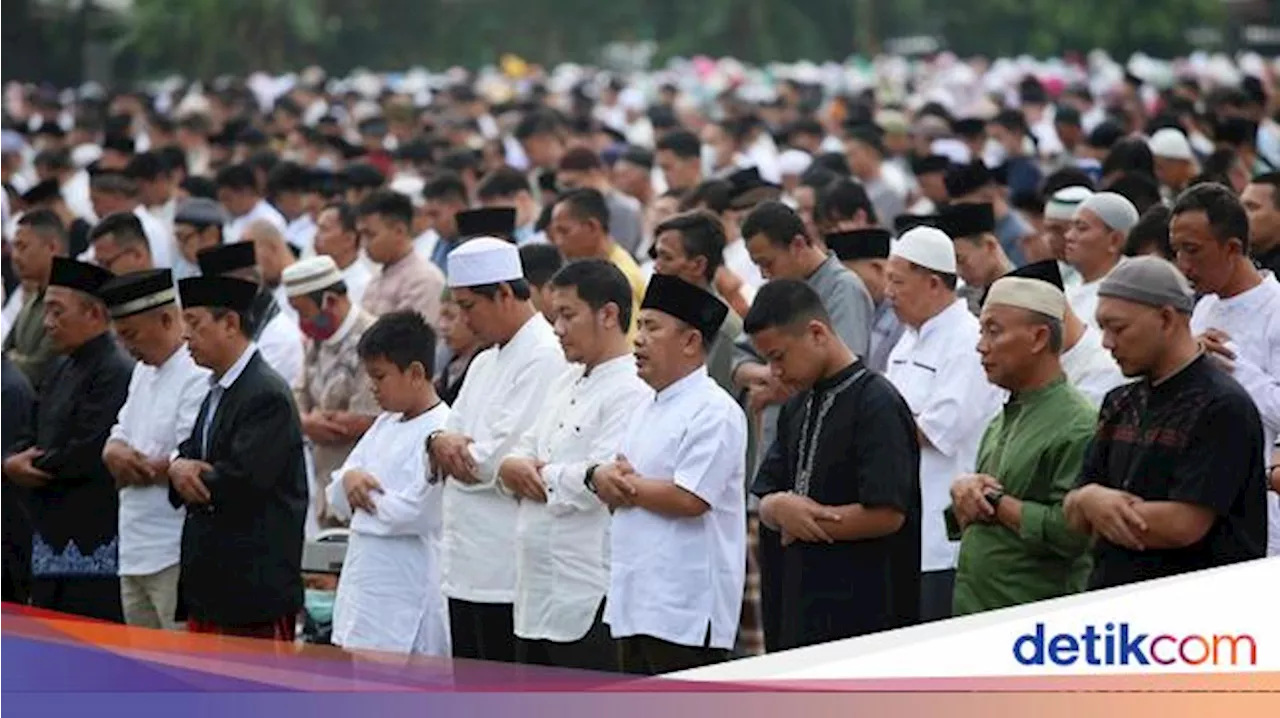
xmin=283 ymin=256 xmax=380 ymax=525
xmin=240 ymin=218 xmax=300 ymax=322
xmin=1065 ymin=257 xmax=1267 ymax=589
xmin=3 ymin=258 xmax=133 ymax=621
xmin=948 ymin=276 xmax=1096 ymax=615
xmin=884 ymin=226 xmax=1004 ymax=621
xmin=1065 ymin=192 xmax=1140 ymax=330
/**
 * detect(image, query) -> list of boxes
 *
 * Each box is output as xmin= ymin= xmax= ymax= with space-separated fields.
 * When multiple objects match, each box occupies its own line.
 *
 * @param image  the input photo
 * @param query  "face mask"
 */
xmin=300 ymin=308 xmax=339 ymax=341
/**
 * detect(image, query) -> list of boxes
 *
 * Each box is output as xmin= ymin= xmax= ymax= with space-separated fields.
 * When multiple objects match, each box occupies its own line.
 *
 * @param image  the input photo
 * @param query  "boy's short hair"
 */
xmin=357 ymin=310 xmax=437 ymax=375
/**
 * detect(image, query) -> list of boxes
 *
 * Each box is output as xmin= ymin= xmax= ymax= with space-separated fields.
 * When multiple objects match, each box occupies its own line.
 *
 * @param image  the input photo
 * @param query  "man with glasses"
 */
xmin=89 ymin=213 xmax=155 ymax=275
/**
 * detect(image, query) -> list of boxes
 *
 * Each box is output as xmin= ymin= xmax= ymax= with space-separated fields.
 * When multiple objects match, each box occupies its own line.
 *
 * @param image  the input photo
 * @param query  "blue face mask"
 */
xmin=304 ymin=588 xmax=336 ymax=625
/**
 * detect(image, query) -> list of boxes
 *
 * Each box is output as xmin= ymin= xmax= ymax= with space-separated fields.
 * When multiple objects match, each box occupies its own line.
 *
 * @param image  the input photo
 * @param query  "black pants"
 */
xmin=514 ymin=600 xmax=617 ymax=673
xmin=30 ymin=576 xmax=123 ymax=623
xmin=617 ymin=634 xmax=729 ymax=676
xmin=448 ymin=599 xmax=515 ymax=663
xmin=919 ymin=569 xmax=956 ymax=623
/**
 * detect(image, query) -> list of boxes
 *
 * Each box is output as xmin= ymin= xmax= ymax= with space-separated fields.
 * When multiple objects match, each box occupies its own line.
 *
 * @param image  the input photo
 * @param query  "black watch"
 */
xmin=984 ymin=488 xmax=1005 ymax=510
xmin=584 ymin=464 xmax=600 ymax=494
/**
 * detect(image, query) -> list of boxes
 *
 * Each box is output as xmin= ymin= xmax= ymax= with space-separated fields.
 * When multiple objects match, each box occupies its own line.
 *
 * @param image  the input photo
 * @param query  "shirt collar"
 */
xmin=655 ymin=365 xmax=708 ymax=404
xmin=69 ymin=331 xmax=113 ymax=362
xmin=499 ymin=312 xmax=550 ymax=355
xmin=325 ymin=307 xmax=363 ymax=346
xmin=917 ymin=297 xmax=968 ymax=340
xmin=805 ymin=253 xmax=839 ymax=282
xmin=583 ymin=353 xmax=636 ymax=381
xmin=1008 ymin=373 xmax=1069 ymax=405
xmin=215 ymin=342 xmax=258 ymax=389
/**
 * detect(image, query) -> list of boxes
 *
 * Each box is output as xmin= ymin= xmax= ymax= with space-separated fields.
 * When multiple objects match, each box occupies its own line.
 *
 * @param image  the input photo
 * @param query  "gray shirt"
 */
xmin=606 ymin=191 xmax=645 ymax=259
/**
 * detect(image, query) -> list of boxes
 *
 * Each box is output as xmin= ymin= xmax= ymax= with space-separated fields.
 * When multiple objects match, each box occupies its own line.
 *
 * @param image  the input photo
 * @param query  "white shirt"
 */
xmin=224 ymin=199 xmax=288 ymax=244
xmin=1068 ymin=259 xmax=1126 ymax=331
xmin=886 ymin=298 xmax=1004 ymax=572
xmin=62 ymin=170 xmax=96 ymax=223
xmin=723 ymin=237 xmax=763 ymax=300
xmin=604 ymin=367 xmax=748 ymax=650
xmin=272 ymin=284 xmax=299 ymax=324
xmin=327 ymin=404 xmax=452 ymax=655
xmin=257 ymin=309 xmax=304 ymax=387
xmin=439 ymin=313 xmax=567 ymax=603
xmin=340 ymin=260 xmax=373 ymax=308
xmin=1191 ymin=276 xmax=1280 ymax=556
xmin=1060 ymin=326 xmax=1128 ymax=407
xmin=110 ymin=344 xmax=210 ymax=576
xmin=413 ymin=229 xmax=441 ymax=263
xmin=133 ymin=205 xmax=175 ymax=269
xmin=1 ymin=285 xmax=22 ymax=344
xmin=146 ymin=197 xmax=177 ymax=230
xmin=285 ymin=214 xmax=317 ymax=257
xmin=508 ymin=356 xmax=649 ymax=642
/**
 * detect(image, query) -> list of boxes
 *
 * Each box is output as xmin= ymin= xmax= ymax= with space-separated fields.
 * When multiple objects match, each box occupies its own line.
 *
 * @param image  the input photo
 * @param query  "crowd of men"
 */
xmin=1 ymin=56 xmax=1278 ymax=674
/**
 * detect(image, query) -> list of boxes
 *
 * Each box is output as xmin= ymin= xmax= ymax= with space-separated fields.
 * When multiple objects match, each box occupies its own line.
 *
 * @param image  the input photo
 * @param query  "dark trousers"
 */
xmin=448 ymin=598 xmax=515 ymax=663
xmin=919 ymin=569 xmax=956 ymax=623
xmin=30 ymin=576 xmax=123 ymax=623
xmin=617 ymin=634 xmax=730 ymax=676
xmin=514 ymin=600 xmax=617 ymax=673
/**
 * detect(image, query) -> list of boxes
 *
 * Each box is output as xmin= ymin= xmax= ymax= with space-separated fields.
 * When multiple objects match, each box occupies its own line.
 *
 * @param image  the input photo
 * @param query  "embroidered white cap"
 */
xmin=890 ymin=226 xmax=957 ymax=275
xmin=447 ymin=236 xmax=524 ymax=288
xmin=1076 ymin=191 xmax=1140 ymax=232
xmin=1148 ymin=128 xmax=1195 ymax=161
xmin=282 ymin=255 xmax=344 ymax=298
xmin=984 ymin=276 xmax=1067 ymax=320
xmin=1044 ymin=186 xmax=1094 ymax=221
xmin=777 ymin=149 xmax=812 ymax=177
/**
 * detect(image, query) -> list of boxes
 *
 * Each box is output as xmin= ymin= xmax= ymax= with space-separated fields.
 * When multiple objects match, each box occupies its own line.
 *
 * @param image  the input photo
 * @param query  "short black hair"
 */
xmin=741 ymin=200 xmax=808 ymax=247
xmin=548 ymin=258 xmax=633 ymax=332
xmin=441 ymin=148 xmax=482 ymax=175
xmin=799 ymin=165 xmax=840 ymax=192
xmin=743 ymin=279 xmax=831 ymax=334
xmin=16 ymin=209 xmax=69 ymax=251
xmin=812 ymin=151 xmax=852 ymax=177
xmin=266 ymin=161 xmax=312 ymax=196
xmin=422 ymin=171 xmax=468 ymax=204
xmin=655 ymin=130 xmax=701 ymax=159
xmin=816 ymin=178 xmax=879 ymax=226
xmin=466 ymin=279 xmax=533 ymax=301
xmin=357 ymin=310 xmax=437 ymax=375
xmin=356 ymin=188 xmax=414 ymax=228
xmin=125 ymin=152 xmax=166 ymax=181
xmin=1249 ymin=172 xmax=1280 ymax=208
xmin=519 ymin=243 xmax=564 ymax=288
xmin=654 ymin=210 xmax=726 ymax=283
xmin=513 ymin=109 xmax=562 ymax=141
xmin=181 ymin=175 xmax=217 ymax=200
xmin=1171 ymin=181 xmax=1251 ymax=253
xmin=1101 ymin=137 xmax=1155 ymax=178
xmin=90 ymin=212 xmax=149 ymax=251
xmin=90 ymin=172 xmax=138 ymax=197
xmin=1104 ymin=172 xmax=1162 ymax=215
xmin=556 ymin=187 xmax=611 ymax=233
xmin=1040 ymin=167 xmax=1096 ymax=197
xmin=321 ymin=201 xmax=357 ymax=233
xmin=477 ymin=166 xmax=532 ymax=201
xmin=558 ymin=146 xmax=604 ymax=173
xmin=993 ymin=108 xmax=1028 ymax=134
xmin=679 ymin=179 xmax=733 ymax=214
xmin=1124 ymin=204 xmax=1174 ymax=259
xmin=215 ymin=163 xmax=257 ymax=191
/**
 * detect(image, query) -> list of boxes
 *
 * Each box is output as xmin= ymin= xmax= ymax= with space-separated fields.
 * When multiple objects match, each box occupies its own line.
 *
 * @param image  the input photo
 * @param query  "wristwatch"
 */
xmin=425 ymin=430 xmax=445 ymax=453
xmin=584 ymin=464 xmax=600 ymax=494
xmin=984 ymin=488 xmax=1005 ymax=511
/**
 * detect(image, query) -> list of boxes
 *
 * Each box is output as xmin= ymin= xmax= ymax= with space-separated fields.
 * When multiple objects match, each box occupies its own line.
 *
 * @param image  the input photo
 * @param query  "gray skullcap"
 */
xmin=175 ymin=197 xmax=228 ymax=226
xmin=1076 ymin=191 xmax=1140 ymax=233
xmin=1097 ymin=256 xmax=1195 ymax=314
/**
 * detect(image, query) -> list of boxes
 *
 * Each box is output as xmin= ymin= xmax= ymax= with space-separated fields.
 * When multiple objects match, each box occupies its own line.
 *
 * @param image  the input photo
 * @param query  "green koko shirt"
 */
xmin=950 ymin=375 xmax=1096 ymax=615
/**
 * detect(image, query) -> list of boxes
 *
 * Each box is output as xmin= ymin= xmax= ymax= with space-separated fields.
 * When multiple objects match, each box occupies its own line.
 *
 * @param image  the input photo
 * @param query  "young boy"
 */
xmin=326 ymin=310 xmax=451 ymax=656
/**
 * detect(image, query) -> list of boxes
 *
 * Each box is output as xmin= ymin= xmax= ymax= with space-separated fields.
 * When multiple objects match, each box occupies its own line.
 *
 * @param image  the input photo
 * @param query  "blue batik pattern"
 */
xmin=30 ymin=534 xmax=119 ymax=577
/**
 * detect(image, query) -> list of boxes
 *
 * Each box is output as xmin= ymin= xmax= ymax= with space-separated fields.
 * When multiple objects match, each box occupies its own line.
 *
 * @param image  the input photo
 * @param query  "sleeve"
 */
xmin=202 ymin=389 xmax=303 ymax=504
xmin=32 ymin=361 xmax=132 ymax=482
xmin=1018 ymin=422 xmax=1094 ymax=558
xmin=543 ymin=382 xmax=648 ymax=514
xmin=7 ymin=332 xmax=57 ymax=390
xmin=1166 ymin=394 xmax=1263 ymax=515
xmin=730 ymin=332 xmax=765 ymax=375
xmin=672 ymin=400 xmax=748 ymax=504
xmin=916 ymin=348 xmax=1001 ymax=458
xmin=406 ymin=265 xmax=445 ymax=326
xmin=326 ymin=416 xmax=383 ymax=523
xmin=750 ymin=400 xmax=794 ymax=497
xmin=259 ymin=326 xmax=305 ymax=388
xmin=1229 ymin=349 xmax=1280 ymax=437
xmin=292 ymin=353 xmax=314 ymax=414
xmin=107 ymin=366 xmax=141 ymax=447
xmin=454 ymin=351 xmax=563 ymax=492
xmin=826 ymin=280 xmax=873 ymax=356
xmin=365 ymin=457 xmax=439 ymax=536
xmin=170 ymin=370 xmax=210 ymax=457
xmin=850 ymin=385 xmax=919 ymax=511
xmin=1 ymin=366 xmax=36 ymax=456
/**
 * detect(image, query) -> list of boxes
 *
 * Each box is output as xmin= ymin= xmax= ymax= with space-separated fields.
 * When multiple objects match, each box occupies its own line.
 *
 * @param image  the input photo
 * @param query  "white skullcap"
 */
xmin=984 ymin=276 xmax=1066 ymax=321
xmin=282 ymin=255 xmax=344 ymax=298
xmin=1148 ymin=128 xmax=1194 ymax=161
xmin=71 ymin=143 xmax=103 ymax=169
xmin=389 ymin=174 xmax=426 ymax=208
xmin=1045 ymin=186 xmax=1094 ymax=221
xmin=447 ymin=237 xmax=524 ymax=288
xmin=777 ymin=149 xmax=812 ymax=177
xmin=930 ymin=138 xmax=971 ymax=165
xmin=891 ymin=226 xmax=957 ymax=274
xmin=1076 ymin=191 xmax=1140 ymax=232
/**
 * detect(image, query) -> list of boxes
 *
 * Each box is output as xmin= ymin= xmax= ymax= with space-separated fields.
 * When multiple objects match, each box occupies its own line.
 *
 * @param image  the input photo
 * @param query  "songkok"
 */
xmin=1044 ymin=186 xmax=1093 ymax=221
xmin=197 ymin=241 xmax=257 ymax=276
xmin=945 ymin=161 xmax=992 ymax=198
xmin=49 ymin=257 xmax=114 ymax=298
xmin=175 ymin=197 xmax=228 ymax=227
xmin=1148 ymin=128 xmax=1194 ymax=161
xmin=1097 ymin=256 xmax=1195 ymax=314
xmin=726 ymin=166 xmax=782 ymax=209
xmin=447 ymin=236 xmax=524 ymax=288
xmin=891 ymin=226 xmax=957 ymax=274
xmin=341 ymin=162 xmax=385 ymax=190
xmin=984 ymin=276 xmax=1066 ymax=321
xmin=825 ymin=229 xmax=891 ymax=261
xmin=1076 ymin=191 xmax=1140 ymax=233
xmin=457 ymin=207 xmax=517 ymax=240
xmin=388 ymin=174 xmax=425 ymax=207
xmin=893 ymin=213 xmax=941 ymax=236
xmin=177 ymin=276 xmax=259 ymax=315
xmin=99 ymin=269 xmax=176 ymax=319
xmin=640 ymin=274 xmax=728 ymax=342
xmin=778 ymin=149 xmax=813 ymax=177
xmin=282 ymin=256 xmax=343 ymax=298
xmin=20 ymin=179 xmax=62 ymax=205
xmin=939 ymin=202 xmax=996 ymax=238
xmin=1005 ymin=259 xmax=1065 ymax=291
xmin=911 ymin=154 xmax=951 ymax=175
xmin=952 ymin=117 xmax=987 ymax=138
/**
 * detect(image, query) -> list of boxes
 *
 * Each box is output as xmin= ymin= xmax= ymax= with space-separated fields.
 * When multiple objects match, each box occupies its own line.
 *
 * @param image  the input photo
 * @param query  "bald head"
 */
xmin=242 ymin=219 xmax=293 ymax=286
